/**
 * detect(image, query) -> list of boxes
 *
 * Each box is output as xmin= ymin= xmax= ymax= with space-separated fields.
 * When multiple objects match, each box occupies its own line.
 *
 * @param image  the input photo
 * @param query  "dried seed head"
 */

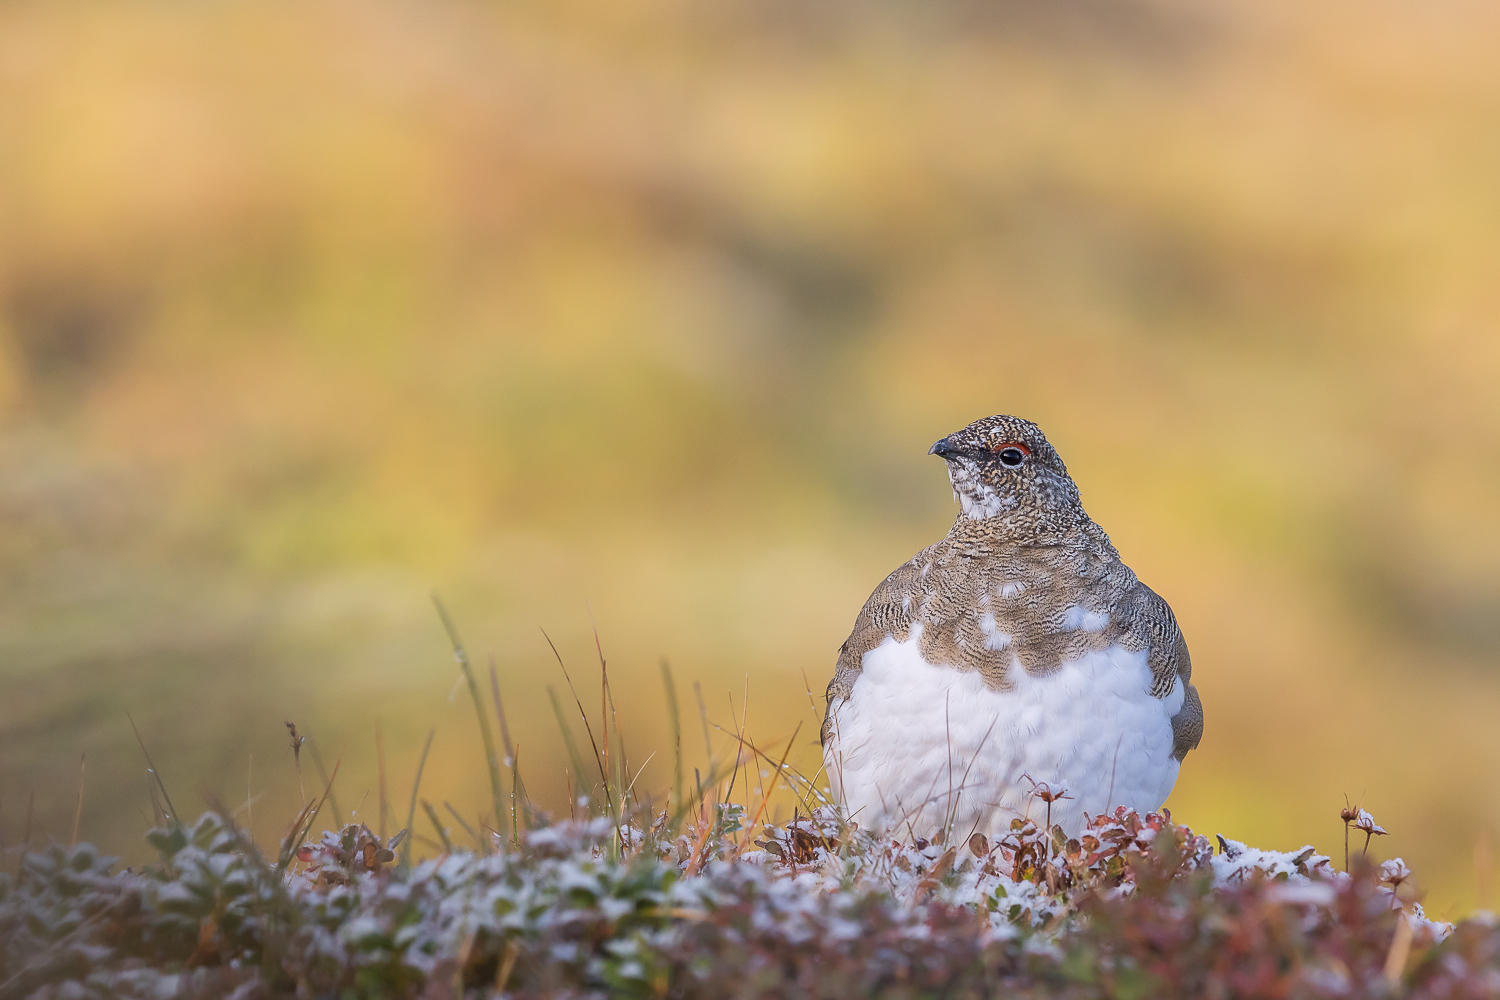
xmin=1024 ymin=778 xmax=1073 ymax=804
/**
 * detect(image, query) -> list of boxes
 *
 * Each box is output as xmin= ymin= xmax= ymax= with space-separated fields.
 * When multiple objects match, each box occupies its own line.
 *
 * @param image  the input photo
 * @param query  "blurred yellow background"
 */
xmin=2 ymin=0 xmax=1498 ymax=915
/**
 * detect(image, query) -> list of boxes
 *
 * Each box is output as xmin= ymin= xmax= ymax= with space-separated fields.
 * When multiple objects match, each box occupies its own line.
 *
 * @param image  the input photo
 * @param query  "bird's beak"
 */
xmin=929 ymin=436 xmax=960 ymax=459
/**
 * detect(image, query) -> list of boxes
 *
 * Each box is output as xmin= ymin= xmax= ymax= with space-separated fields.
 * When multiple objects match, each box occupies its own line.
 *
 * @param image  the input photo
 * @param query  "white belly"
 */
xmin=823 ymin=624 xmax=1183 ymax=839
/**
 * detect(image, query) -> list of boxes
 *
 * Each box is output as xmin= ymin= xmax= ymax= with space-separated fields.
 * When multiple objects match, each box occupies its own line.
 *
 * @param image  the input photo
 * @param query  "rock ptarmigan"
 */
xmin=821 ymin=415 xmax=1203 ymax=839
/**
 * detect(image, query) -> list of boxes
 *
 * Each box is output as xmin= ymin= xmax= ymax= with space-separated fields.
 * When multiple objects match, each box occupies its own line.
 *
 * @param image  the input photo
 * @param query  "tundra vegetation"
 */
xmin=4 ymin=634 xmax=1497 ymax=999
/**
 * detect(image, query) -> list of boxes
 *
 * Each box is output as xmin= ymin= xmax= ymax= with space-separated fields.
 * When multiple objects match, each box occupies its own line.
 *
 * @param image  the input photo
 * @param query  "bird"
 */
xmin=821 ymin=414 xmax=1202 ymax=840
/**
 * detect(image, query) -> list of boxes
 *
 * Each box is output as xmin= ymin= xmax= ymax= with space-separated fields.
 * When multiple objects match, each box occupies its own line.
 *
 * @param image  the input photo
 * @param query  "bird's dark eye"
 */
xmin=994 ymin=443 xmax=1029 ymax=467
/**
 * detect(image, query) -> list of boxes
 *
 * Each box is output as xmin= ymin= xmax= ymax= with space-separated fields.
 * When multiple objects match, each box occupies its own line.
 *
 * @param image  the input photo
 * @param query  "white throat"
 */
xmin=949 ymin=462 xmax=1016 ymax=520
xmin=958 ymin=487 xmax=1016 ymax=520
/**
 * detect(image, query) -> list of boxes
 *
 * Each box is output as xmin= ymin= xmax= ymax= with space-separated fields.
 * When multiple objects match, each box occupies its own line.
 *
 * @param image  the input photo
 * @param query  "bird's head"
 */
xmin=929 ymin=415 xmax=1086 ymax=531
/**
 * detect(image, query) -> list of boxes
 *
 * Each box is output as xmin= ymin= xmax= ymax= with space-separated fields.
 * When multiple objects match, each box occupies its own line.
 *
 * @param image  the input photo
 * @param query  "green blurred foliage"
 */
xmin=1 ymin=0 xmax=1497 ymax=914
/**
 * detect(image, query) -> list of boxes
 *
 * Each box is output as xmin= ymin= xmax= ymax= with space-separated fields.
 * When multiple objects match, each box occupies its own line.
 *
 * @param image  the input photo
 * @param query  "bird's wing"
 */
xmin=1123 ymin=580 xmax=1203 ymax=761
xmin=821 ymin=553 xmax=931 ymax=746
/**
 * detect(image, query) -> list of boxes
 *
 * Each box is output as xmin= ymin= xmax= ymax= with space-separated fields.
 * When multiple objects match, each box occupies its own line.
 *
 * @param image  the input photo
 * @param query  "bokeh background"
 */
xmin=2 ymin=0 xmax=1498 ymax=915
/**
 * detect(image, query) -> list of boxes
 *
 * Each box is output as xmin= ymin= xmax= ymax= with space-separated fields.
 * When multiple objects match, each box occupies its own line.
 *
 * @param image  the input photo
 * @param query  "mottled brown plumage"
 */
xmin=822 ymin=415 xmax=1203 ymax=761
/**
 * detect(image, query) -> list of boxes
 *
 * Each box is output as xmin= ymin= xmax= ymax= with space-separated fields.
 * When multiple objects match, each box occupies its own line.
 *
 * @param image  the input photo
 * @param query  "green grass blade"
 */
xmin=547 ymin=686 xmax=591 ymax=806
xmin=276 ymin=759 xmax=341 ymax=876
xmin=422 ymin=799 xmax=453 ymax=854
xmin=308 ymin=740 xmax=342 ymax=829
xmin=127 ymin=712 xmax=180 ymax=827
xmin=443 ymin=800 xmax=482 ymax=851
xmin=432 ymin=595 xmax=505 ymax=840
xmin=541 ymin=629 xmax=612 ymax=813
xmin=488 ymin=658 xmax=515 ymax=852
xmin=511 ymin=743 xmax=525 ymax=841
xmin=401 ymin=728 xmax=435 ymax=870
xmin=693 ymin=681 xmax=714 ymax=761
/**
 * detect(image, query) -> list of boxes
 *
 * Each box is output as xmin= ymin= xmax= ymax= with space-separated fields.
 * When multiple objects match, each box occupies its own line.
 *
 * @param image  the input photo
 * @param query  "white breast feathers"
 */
xmin=823 ymin=624 xmax=1183 ymax=839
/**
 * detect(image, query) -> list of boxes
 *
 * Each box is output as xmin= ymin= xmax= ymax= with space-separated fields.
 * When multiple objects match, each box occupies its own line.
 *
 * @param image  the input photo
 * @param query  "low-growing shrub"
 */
xmin=3 ymin=805 xmax=1496 ymax=999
